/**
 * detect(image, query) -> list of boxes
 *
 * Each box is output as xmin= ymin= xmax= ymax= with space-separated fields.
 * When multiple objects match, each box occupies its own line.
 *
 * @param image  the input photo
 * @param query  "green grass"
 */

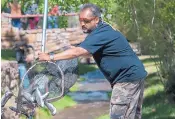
xmin=141 ymin=56 xmax=159 ymax=64
xmin=96 ymin=56 xmax=175 ymax=119
xmin=35 ymin=95 xmax=77 ymax=118
xmin=96 ymin=114 xmax=109 ymax=119
xmin=51 ymin=95 xmax=77 ymax=110
xmin=142 ymin=70 xmax=175 ymax=119
xmin=69 ymin=82 xmax=79 ymax=92
xmin=1 ymin=49 xmax=16 ymax=61
xmin=34 ymin=108 xmax=52 ymax=119
xmin=78 ymin=77 xmax=86 ymax=81
xmin=78 ymin=62 xmax=98 ymax=75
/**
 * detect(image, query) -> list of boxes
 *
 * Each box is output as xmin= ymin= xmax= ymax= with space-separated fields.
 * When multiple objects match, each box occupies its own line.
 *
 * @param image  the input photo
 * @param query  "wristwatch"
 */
xmin=49 ymin=53 xmax=54 ymax=61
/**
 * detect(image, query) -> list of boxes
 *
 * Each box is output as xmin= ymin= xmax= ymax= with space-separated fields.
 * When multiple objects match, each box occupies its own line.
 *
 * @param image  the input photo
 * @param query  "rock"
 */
xmin=10 ymin=80 xmax=18 ymax=89
xmin=1 ymin=61 xmax=19 ymax=93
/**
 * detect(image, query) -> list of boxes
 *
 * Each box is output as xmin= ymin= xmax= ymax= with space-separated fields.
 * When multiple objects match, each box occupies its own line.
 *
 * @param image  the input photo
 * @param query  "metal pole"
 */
xmin=41 ymin=0 xmax=48 ymax=52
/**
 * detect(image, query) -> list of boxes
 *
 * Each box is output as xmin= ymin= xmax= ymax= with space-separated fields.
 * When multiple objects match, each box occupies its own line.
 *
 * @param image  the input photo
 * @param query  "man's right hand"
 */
xmin=38 ymin=52 xmax=50 ymax=61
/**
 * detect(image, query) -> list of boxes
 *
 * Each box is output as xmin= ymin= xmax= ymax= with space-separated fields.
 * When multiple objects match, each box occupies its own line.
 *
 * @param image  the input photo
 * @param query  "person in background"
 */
xmin=47 ymin=4 xmax=59 ymax=29
xmin=9 ymin=0 xmax=22 ymax=29
xmin=25 ymin=0 xmax=40 ymax=29
xmin=20 ymin=10 xmax=28 ymax=30
xmin=38 ymin=3 xmax=147 ymax=119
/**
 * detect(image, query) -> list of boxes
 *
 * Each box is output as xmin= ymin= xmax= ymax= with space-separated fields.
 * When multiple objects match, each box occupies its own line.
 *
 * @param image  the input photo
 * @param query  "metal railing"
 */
xmin=1 ymin=13 xmax=79 ymax=30
xmin=1 ymin=13 xmax=78 ymax=18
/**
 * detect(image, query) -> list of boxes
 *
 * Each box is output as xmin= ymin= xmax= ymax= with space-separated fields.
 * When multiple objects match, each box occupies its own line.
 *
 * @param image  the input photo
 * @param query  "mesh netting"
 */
xmin=55 ymin=58 xmax=78 ymax=92
xmin=21 ymin=58 xmax=78 ymax=102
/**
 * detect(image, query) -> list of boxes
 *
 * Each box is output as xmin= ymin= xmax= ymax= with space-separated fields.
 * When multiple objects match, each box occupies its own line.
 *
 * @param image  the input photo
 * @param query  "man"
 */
xmin=9 ymin=0 xmax=22 ymax=29
xmin=38 ymin=3 xmax=147 ymax=119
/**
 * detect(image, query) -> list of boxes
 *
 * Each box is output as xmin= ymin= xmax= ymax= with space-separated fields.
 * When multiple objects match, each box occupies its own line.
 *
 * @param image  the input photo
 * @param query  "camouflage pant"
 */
xmin=110 ymin=79 xmax=144 ymax=119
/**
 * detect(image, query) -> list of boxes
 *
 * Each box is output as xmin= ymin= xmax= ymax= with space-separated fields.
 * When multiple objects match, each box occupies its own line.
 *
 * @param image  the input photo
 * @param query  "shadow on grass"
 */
xmin=142 ymin=91 xmax=175 ymax=119
xmin=141 ymin=57 xmax=159 ymax=64
xmin=144 ymin=72 xmax=162 ymax=88
xmin=1 ymin=49 xmax=16 ymax=60
xmin=78 ymin=62 xmax=98 ymax=75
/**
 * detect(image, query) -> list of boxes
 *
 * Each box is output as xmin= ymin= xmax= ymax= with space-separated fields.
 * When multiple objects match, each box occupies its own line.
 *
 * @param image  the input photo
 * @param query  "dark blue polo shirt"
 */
xmin=79 ymin=21 xmax=147 ymax=86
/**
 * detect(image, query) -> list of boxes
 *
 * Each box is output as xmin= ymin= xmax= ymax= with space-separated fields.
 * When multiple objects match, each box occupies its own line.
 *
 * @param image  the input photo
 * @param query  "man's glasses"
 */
xmin=79 ymin=17 xmax=96 ymax=24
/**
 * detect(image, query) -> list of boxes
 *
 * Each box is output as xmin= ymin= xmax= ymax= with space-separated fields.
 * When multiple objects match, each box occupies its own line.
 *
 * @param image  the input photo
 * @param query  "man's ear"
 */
xmin=95 ymin=17 xmax=100 ymax=24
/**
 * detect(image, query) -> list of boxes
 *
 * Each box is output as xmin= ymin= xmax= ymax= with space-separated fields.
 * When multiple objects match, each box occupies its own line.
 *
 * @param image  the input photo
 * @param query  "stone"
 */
xmin=1 ymin=61 xmax=19 ymax=93
xmin=1 ymin=37 xmax=13 ymax=41
xmin=10 ymin=80 xmax=18 ymax=89
xmin=2 ymin=107 xmax=19 ymax=119
xmin=65 ymin=28 xmax=77 ymax=32
xmin=1 ymin=24 xmax=86 ymax=50
xmin=53 ymin=29 xmax=61 ymax=33
xmin=1 ymin=41 xmax=12 ymax=48
xmin=26 ymin=34 xmax=36 ymax=43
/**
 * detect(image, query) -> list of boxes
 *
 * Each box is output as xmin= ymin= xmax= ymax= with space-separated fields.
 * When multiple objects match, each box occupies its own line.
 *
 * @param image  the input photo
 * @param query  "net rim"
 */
xmin=20 ymin=61 xmax=65 ymax=102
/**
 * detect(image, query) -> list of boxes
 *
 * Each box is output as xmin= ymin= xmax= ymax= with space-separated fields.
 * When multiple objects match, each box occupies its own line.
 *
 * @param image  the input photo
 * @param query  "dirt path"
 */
xmin=53 ymin=101 xmax=109 ymax=119
xmin=53 ymin=70 xmax=111 ymax=119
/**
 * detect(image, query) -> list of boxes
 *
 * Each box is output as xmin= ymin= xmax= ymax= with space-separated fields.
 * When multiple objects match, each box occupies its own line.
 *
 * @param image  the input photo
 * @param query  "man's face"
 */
xmin=79 ymin=9 xmax=99 ymax=33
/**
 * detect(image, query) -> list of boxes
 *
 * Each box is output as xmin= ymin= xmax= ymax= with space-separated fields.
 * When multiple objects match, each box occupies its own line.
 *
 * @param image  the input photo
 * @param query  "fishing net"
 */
xmin=21 ymin=58 xmax=78 ymax=102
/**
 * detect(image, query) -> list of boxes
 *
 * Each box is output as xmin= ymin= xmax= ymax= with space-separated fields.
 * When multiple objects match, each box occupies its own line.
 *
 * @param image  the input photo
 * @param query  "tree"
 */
xmin=111 ymin=0 xmax=175 ymax=102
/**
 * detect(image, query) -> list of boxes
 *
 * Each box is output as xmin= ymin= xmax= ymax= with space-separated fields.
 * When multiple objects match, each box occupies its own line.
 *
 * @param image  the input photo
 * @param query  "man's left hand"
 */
xmin=38 ymin=52 xmax=50 ymax=61
xmin=25 ymin=54 xmax=34 ymax=63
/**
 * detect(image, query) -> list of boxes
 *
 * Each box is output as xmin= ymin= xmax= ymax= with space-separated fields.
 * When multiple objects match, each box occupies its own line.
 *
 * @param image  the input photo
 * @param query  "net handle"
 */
xmin=41 ymin=0 xmax=48 ymax=52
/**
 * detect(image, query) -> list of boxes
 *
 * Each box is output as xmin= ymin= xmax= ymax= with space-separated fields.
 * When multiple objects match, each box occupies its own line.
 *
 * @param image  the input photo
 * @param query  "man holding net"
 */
xmin=38 ymin=3 xmax=147 ymax=119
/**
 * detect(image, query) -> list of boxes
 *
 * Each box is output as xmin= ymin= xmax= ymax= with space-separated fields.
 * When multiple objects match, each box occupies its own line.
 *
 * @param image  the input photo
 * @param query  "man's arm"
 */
xmin=25 ymin=45 xmax=77 ymax=62
xmin=38 ymin=46 xmax=90 ymax=61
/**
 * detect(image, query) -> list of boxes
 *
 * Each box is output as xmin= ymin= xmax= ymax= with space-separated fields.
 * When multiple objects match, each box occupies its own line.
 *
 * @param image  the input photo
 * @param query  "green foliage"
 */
xmin=111 ymin=0 xmax=175 ymax=102
xmin=2 ymin=0 xmax=118 ymax=27
xmin=1 ymin=0 xmax=6 ymax=10
xmin=58 ymin=16 xmax=68 ymax=28
xmin=158 ymin=1 xmax=175 ymax=23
